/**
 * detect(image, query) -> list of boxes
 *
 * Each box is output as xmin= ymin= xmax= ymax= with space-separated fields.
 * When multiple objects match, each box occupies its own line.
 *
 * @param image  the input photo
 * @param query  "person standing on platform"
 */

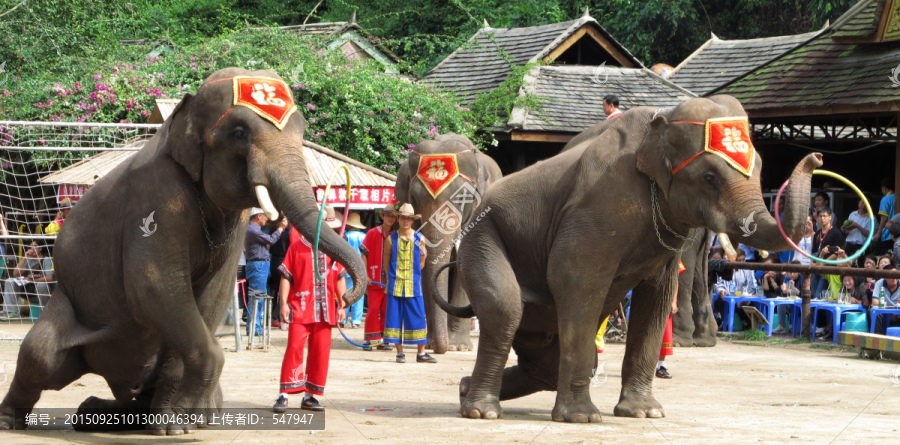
xmin=244 ymin=208 xmax=287 ymax=336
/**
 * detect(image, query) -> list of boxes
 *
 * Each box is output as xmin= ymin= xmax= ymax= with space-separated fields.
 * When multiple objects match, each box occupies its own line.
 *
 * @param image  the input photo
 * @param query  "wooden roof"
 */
xmin=669 ymin=30 xmax=821 ymax=96
xmin=714 ymin=0 xmax=900 ymax=117
xmin=507 ymin=65 xmax=695 ymax=133
xmin=422 ymin=12 xmax=641 ymax=105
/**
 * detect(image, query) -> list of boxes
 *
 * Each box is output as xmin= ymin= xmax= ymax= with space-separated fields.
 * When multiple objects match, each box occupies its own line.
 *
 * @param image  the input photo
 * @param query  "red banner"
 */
xmin=314 ymin=186 xmax=395 ymax=209
xmin=704 ymin=117 xmax=755 ymax=177
xmin=416 ymin=153 xmax=460 ymax=198
xmin=57 ymin=184 xmax=90 ymax=203
xmin=233 ymin=76 xmax=297 ymax=130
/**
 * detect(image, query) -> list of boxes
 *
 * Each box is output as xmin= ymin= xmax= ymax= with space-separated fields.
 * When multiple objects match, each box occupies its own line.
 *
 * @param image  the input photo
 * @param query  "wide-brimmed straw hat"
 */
xmin=345 ymin=212 xmax=366 ymax=230
xmin=60 ymin=198 xmax=74 ymax=209
xmin=380 ymin=203 xmax=397 ymax=215
xmin=397 ymin=203 xmax=421 ymax=220
xmin=324 ymin=205 xmax=342 ymax=229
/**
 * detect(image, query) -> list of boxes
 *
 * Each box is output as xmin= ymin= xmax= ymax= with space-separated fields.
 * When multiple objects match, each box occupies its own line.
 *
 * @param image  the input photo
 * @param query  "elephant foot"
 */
xmin=613 ymin=392 xmax=664 ymax=418
xmin=75 ymin=396 xmax=150 ymax=431
xmin=460 ymin=398 xmax=502 ymax=420
xmin=692 ymin=335 xmax=717 ymax=347
xmin=0 ymin=403 xmax=23 ymax=430
xmin=458 ymin=376 xmax=502 ymax=419
xmin=448 ymin=342 xmax=472 ymax=352
xmin=551 ymin=398 xmax=602 ymax=423
xmin=147 ymin=407 xmax=198 ymax=436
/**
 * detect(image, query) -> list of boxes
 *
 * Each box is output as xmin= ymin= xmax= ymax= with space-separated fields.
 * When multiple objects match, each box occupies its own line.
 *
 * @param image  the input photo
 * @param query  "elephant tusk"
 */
xmin=254 ymin=185 xmax=280 ymax=220
xmin=718 ymin=233 xmax=738 ymax=260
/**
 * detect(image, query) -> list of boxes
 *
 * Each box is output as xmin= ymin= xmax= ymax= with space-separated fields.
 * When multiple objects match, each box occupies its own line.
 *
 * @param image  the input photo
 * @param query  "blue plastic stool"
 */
xmin=886 ymin=327 xmax=900 ymax=338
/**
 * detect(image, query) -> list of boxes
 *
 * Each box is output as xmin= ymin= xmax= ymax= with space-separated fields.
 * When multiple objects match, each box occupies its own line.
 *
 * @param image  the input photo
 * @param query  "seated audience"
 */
xmin=1 ymin=240 xmax=54 ymax=319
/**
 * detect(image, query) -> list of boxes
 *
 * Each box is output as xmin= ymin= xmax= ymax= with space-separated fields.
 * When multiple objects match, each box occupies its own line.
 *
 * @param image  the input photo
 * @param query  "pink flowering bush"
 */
xmin=0 ymin=29 xmax=478 ymax=173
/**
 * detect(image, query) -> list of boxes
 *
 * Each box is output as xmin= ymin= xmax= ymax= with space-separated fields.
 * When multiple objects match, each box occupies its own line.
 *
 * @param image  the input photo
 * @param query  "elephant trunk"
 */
xmin=730 ymin=153 xmax=822 ymax=252
xmin=253 ymin=145 xmax=368 ymax=307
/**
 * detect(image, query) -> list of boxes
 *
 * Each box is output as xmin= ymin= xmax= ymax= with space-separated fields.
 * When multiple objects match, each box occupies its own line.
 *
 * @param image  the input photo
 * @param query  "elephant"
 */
xmin=566 ymin=116 xmax=719 ymax=348
xmin=672 ymin=228 xmax=717 ymax=347
xmin=393 ymin=133 xmax=502 ymax=353
xmin=0 ymin=68 xmax=367 ymax=434
xmin=432 ymin=95 xmax=821 ymax=422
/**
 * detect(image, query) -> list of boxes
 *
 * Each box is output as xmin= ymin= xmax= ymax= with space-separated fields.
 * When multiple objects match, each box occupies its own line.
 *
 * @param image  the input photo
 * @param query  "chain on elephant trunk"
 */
xmin=649 ymin=180 xmax=696 ymax=252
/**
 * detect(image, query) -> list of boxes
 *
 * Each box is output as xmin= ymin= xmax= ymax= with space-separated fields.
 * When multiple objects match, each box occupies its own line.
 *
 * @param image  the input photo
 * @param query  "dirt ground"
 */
xmin=1 ymin=321 xmax=899 ymax=445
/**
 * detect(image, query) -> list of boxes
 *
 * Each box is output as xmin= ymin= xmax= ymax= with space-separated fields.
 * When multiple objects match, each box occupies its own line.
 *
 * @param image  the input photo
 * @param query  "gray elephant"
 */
xmin=433 ymin=96 xmax=820 ymax=422
xmin=672 ymin=228 xmax=717 ymax=346
xmin=394 ymin=133 xmax=502 ymax=353
xmin=565 ymin=116 xmax=718 ymax=348
xmin=0 ymin=68 xmax=367 ymax=434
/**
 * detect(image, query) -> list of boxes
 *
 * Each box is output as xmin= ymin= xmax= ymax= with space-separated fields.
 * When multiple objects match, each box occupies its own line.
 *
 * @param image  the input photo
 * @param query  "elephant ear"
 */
xmin=163 ymin=93 xmax=203 ymax=182
xmin=635 ymin=114 xmax=674 ymax=201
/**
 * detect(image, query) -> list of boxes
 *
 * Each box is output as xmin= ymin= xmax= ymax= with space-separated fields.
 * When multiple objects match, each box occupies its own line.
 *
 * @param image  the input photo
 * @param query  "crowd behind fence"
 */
xmin=0 ymin=121 xmax=158 ymax=332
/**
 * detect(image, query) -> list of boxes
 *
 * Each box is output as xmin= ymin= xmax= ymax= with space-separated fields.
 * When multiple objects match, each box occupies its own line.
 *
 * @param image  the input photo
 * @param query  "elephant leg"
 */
xmin=130 ymin=267 xmax=224 ymax=435
xmin=447 ymin=264 xmax=473 ymax=352
xmin=499 ymin=332 xmax=559 ymax=400
xmin=0 ymin=294 xmax=90 ymax=430
xmin=614 ymin=276 xmax=673 ymax=418
xmin=458 ymin=234 xmax=522 ymax=420
xmin=692 ymin=269 xmax=718 ymax=347
xmin=550 ymin=297 xmax=604 ymax=423
xmin=73 ymin=390 xmax=153 ymax=431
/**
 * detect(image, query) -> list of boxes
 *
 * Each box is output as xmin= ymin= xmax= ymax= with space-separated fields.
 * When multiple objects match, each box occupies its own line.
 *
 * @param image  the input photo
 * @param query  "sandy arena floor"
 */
xmin=1 ymin=321 xmax=899 ymax=444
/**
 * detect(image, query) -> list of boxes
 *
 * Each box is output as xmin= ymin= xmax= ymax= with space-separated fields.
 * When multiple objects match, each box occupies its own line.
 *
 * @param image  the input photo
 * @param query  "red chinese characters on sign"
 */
xmin=57 ymin=184 xmax=90 ymax=203
xmin=704 ymin=117 xmax=755 ymax=177
xmin=233 ymin=76 xmax=297 ymax=130
xmin=416 ymin=154 xmax=460 ymax=198
xmin=314 ymin=186 xmax=395 ymax=207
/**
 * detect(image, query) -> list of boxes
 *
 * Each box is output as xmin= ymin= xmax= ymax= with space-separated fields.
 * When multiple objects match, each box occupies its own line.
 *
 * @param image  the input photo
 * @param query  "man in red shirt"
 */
xmin=360 ymin=203 xmax=397 ymax=350
xmin=603 ymin=95 xmax=622 ymax=119
xmin=273 ymin=229 xmax=347 ymax=413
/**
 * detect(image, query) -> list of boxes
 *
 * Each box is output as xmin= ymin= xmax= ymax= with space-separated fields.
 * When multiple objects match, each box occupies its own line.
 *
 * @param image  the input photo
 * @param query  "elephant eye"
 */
xmin=703 ymin=171 xmax=718 ymax=186
xmin=232 ymin=128 xmax=247 ymax=140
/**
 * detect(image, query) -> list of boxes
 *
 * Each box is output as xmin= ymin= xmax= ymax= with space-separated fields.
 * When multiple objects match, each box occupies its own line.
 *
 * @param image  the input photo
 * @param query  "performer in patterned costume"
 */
xmin=382 ymin=203 xmax=437 ymax=364
xmin=273 ymin=223 xmax=347 ymax=413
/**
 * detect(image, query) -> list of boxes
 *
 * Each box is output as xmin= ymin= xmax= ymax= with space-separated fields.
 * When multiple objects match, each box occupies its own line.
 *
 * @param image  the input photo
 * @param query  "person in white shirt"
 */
xmin=793 ymin=215 xmax=814 ymax=266
xmin=841 ymin=199 xmax=871 ymax=260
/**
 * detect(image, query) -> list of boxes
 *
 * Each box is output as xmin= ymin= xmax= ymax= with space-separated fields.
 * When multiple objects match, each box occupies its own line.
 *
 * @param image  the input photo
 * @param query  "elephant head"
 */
xmin=166 ymin=68 xmax=367 ymax=304
xmin=394 ymin=133 xmax=502 ymax=353
xmin=636 ymin=95 xmax=821 ymax=255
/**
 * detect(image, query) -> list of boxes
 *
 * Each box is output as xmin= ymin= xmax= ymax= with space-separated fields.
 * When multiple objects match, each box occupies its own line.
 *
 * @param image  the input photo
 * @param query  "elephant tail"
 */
xmin=430 ymin=261 xmax=475 ymax=318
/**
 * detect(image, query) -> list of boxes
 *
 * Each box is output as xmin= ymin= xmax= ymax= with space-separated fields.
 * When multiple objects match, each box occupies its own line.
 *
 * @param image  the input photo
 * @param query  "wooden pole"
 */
xmin=717 ymin=261 xmax=900 ymax=279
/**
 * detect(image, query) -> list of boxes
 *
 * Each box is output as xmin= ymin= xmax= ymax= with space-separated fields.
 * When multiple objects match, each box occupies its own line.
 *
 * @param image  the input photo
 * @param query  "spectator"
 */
xmin=874 ymin=178 xmax=895 ymax=255
xmin=44 ymin=198 xmax=74 ymax=236
xmin=0 ymin=214 xmax=8 ymax=278
xmin=267 ymin=220 xmax=294 ymax=329
xmin=244 ymin=208 xmax=288 ymax=337
xmin=343 ymin=212 xmax=367 ymax=329
xmin=871 ymin=266 xmax=900 ymax=334
xmin=361 ymin=203 xmax=397 ymax=351
xmin=811 ymin=207 xmax=844 ymax=299
xmin=382 ymin=203 xmax=437 ymax=364
xmin=1 ymin=240 xmax=54 ymax=319
xmin=713 ymin=252 xmax=758 ymax=298
xmin=886 ymin=213 xmax=900 ymax=266
xmin=603 ymin=95 xmax=622 ymax=119
xmin=841 ymin=274 xmax=868 ymax=307
xmin=759 ymin=257 xmax=783 ymax=299
xmin=862 ymin=254 xmax=879 ymax=296
xmin=273 ymin=231 xmax=347 ymax=413
xmin=842 ymin=199 xmax=871 ymax=260
xmin=738 ymin=243 xmax=758 ymax=262
xmin=878 ymin=254 xmax=892 ymax=269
